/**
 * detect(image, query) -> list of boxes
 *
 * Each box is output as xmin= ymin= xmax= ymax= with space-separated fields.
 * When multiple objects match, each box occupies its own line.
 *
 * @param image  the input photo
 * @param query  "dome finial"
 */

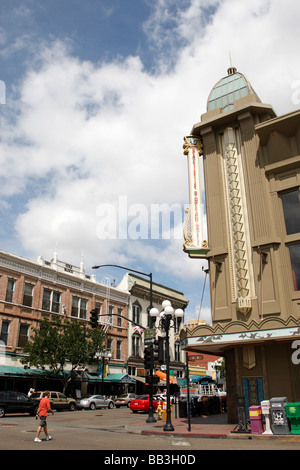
xmin=227 ymin=51 xmax=237 ymax=75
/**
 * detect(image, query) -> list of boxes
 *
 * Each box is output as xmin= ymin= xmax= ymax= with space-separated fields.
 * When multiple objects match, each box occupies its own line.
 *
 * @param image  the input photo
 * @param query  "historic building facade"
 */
xmin=118 ymin=273 xmax=189 ymax=392
xmin=180 ymin=67 xmax=300 ymax=422
xmin=0 ymin=248 xmax=130 ymax=395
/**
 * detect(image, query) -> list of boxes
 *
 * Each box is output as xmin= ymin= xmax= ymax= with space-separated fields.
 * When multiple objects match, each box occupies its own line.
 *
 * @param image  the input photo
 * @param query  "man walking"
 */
xmin=34 ymin=391 xmax=54 ymax=442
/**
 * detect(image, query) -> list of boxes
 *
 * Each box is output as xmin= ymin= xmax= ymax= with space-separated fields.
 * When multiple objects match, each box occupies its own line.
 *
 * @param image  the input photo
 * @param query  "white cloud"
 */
xmin=1 ymin=0 xmax=300 ymax=285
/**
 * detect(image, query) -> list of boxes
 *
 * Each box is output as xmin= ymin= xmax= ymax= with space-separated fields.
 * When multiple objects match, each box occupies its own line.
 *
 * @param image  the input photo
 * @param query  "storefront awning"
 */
xmin=0 ymin=365 xmax=47 ymax=377
xmin=86 ymin=373 xmax=136 ymax=383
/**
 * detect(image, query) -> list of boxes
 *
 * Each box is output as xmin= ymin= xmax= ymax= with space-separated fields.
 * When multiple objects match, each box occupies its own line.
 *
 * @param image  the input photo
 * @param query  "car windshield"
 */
xmin=117 ymin=394 xmax=127 ymax=398
xmin=137 ymin=396 xmax=148 ymax=400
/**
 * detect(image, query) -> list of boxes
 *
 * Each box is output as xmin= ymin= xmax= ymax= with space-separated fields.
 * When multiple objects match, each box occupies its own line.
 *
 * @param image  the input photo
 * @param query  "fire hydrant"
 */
xmin=157 ymin=401 xmax=163 ymax=420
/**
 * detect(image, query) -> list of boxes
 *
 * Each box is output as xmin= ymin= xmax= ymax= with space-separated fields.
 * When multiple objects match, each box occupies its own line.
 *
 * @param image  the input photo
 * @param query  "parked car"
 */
xmin=0 ymin=391 xmax=38 ymax=418
xmin=129 ymin=394 xmax=165 ymax=413
xmin=31 ymin=391 xmax=77 ymax=411
xmin=114 ymin=393 xmax=137 ymax=408
xmin=77 ymin=394 xmax=114 ymax=410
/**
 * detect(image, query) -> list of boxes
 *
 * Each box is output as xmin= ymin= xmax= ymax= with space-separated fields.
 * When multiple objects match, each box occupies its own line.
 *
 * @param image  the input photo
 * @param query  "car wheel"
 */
xmin=127 ymin=402 xmax=130 ymax=408
xmin=89 ymin=402 xmax=96 ymax=410
xmin=108 ymin=402 xmax=114 ymax=409
xmin=69 ymin=402 xmax=75 ymax=411
xmin=116 ymin=405 xmax=120 ymax=408
xmin=0 ymin=407 xmax=5 ymax=418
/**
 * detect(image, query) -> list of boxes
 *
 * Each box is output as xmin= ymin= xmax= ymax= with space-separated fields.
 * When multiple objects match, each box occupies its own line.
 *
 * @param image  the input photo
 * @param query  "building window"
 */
xmin=42 ymin=288 xmax=61 ymax=313
xmin=289 ymin=244 xmax=300 ymax=291
xmin=107 ymin=338 xmax=113 ymax=356
xmin=23 ymin=283 xmax=34 ymax=307
xmin=0 ymin=320 xmax=10 ymax=345
xmin=18 ymin=324 xmax=29 ymax=347
xmin=132 ymin=303 xmax=140 ymax=325
xmin=281 ymin=189 xmax=300 ymax=235
xmin=131 ymin=335 xmax=140 ymax=357
xmin=117 ymin=308 xmax=122 ymax=327
xmin=108 ymin=305 xmax=114 ymax=324
xmin=174 ymin=343 xmax=181 ymax=362
xmin=116 ymin=340 xmax=122 ymax=360
xmin=71 ymin=296 xmax=88 ymax=319
xmin=5 ymin=278 xmax=16 ymax=303
xmin=95 ymin=302 xmax=102 ymax=314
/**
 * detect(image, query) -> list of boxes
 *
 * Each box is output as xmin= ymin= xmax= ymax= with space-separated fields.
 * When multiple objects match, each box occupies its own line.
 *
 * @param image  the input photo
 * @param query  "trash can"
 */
xmin=270 ymin=397 xmax=290 ymax=435
xmin=285 ymin=403 xmax=300 ymax=435
xmin=178 ymin=398 xmax=187 ymax=418
xmin=261 ymin=400 xmax=273 ymax=435
xmin=249 ymin=406 xmax=263 ymax=434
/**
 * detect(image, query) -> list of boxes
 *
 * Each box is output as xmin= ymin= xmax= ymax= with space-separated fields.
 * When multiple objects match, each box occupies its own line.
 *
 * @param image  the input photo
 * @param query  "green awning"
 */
xmin=87 ymin=373 xmax=136 ymax=383
xmin=0 ymin=365 xmax=47 ymax=377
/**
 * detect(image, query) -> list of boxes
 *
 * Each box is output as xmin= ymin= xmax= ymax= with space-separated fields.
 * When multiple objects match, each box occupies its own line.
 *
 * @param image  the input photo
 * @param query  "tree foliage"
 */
xmin=21 ymin=316 xmax=105 ymax=393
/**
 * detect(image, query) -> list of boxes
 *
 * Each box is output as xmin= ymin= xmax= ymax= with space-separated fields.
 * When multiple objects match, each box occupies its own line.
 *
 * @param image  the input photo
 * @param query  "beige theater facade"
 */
xmin=180 ymin=67 xmax=300 ymax=423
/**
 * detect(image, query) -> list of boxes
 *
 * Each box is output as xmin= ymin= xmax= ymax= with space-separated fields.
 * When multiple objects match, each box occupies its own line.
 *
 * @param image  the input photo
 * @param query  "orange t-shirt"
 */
xmin=39 ymin=397 xmax=50 ymax=417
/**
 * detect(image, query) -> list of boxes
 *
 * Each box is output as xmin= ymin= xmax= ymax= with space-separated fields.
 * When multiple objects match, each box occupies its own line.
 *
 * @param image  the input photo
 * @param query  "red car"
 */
xmin=130 ymin=395 xmax=165 ymax=413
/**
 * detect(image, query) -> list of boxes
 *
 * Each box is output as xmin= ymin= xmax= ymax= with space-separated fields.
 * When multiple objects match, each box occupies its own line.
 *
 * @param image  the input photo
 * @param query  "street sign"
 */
xmin=144 ymin=337 xmax=155 ymax=345
xmin=144 ymin=328 xmax=156 ymax=338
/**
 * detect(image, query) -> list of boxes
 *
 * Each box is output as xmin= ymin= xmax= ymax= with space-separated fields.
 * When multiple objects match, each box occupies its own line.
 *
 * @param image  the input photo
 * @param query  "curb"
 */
xmin=140 ymin=429 xmax=228 ymax=438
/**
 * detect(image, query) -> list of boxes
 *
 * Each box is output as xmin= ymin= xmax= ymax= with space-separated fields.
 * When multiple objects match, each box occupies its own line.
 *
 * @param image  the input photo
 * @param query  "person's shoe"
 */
xmin=46 ymin=435 xmax=52 ymax=441
xmin=34 ymin=437 xmax=42 ymax=442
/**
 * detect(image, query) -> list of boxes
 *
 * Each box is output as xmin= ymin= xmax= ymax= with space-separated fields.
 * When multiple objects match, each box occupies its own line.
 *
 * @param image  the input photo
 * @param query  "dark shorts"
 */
xmin=39 ymin=416 xmax=47 ymax=427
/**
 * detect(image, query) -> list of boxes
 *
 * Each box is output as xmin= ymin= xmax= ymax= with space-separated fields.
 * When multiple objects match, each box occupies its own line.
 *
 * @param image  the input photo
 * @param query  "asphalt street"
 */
xmin=1 ymin=406 xmax=300 ymax=456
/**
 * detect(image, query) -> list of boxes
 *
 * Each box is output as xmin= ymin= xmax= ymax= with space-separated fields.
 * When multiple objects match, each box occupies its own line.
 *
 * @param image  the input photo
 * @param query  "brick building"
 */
xmin=0 ymin=248 xmax=130 ymax=396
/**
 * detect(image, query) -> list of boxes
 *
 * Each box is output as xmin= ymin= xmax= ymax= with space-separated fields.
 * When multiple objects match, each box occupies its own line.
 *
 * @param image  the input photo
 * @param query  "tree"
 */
xmin=21 ymin=316 xmax=105 ymax=394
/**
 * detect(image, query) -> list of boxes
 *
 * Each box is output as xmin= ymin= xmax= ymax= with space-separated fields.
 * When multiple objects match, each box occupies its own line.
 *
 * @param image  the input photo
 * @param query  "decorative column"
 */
xmin=221 ymin=127 xmax=255 ymax=315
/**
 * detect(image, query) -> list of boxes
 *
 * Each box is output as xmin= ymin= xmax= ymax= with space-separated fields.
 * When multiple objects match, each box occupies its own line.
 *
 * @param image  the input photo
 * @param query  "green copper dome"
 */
xmin=207 ymin=67 xmax=260 ymax=112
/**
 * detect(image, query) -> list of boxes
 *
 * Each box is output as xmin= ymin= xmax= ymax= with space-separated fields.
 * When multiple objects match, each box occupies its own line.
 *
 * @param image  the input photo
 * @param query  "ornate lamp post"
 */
xmin=98 ymin=350 xmax=112 ymax=395
xmin=150 ymin=300 xmax=184 ymax=432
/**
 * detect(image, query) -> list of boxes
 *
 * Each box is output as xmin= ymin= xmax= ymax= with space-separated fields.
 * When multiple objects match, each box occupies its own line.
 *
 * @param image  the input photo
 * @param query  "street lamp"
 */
xmin=99 ymin=350 xmax=112 ymax=395
xmin=150 ymin=300 xmax=184 ymax=432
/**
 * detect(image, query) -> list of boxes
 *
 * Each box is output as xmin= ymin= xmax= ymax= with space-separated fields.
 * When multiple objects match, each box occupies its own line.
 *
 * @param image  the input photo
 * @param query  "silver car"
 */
xmin=114 ymin=393 xmax=137 ymax=408
xmin=77 ymin=395 xmax=114 ymax=410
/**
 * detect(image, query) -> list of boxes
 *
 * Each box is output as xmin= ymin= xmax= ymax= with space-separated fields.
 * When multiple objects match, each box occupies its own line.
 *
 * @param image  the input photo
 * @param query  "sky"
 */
xmin=0 ymin=0 xmax=300 ymax=324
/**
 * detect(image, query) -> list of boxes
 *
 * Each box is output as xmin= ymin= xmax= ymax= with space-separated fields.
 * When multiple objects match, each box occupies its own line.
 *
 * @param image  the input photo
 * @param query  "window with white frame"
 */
xmin=42 ymin=288 xmax=61 ymax=313
xmin=116 ymin=340 xmax=122 ymax=360
xmin=71 ymin=296 xmax=88 ymax=319
xmin=0 ymin=320 xmax=10 ymax=345
xmin=117 ymin=307 xmax=122 ymax=327
xmin=132 ymin=302 xmax=141 ymax=324
xmin=131 ymin=335 xmax=140 ymax=357
xmin=108 ymin=305 xmax=114 ymax=324
xmin=18 ymin=323 xmax=30 ymax=347
xmin=23 ymin=282 xmax=34 ymax=307
xmin=5 ymin=278 xmax=16 ymax=303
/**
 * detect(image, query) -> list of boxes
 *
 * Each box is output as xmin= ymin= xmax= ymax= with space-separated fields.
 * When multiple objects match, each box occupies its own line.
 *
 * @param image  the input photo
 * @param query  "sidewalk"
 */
xmin=127 ymin=412 xmax=300 ymax=441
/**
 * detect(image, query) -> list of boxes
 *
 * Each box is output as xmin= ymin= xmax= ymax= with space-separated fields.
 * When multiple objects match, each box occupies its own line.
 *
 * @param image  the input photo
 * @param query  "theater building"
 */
xmin=180 ymin=67 xmax=300 ymax=423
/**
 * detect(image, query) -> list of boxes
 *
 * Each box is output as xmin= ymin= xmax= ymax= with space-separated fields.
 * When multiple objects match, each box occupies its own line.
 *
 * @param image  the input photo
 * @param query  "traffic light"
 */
xmin=90 ymin=309 xmax=98 ymax=329
xmin=153 ymin=336 xmax=165 ymax=364
xmin=144 ymin=345 xmax=153 ymax=369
